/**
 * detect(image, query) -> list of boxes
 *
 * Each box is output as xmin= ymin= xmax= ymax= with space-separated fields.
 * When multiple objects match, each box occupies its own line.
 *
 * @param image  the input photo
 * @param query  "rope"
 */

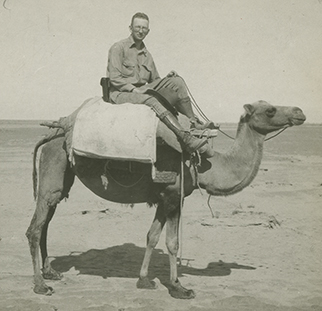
xmin=264 ymin=126 xmax=290 ymax=141
xmin=207 ymin=194 xmax=215 ymax=218
xmin=178 ymin=75 xmax=291 ymax=143
xmin=178 ymin=152 xmax=184 ymax=266
xmin=181 ymin=75 xmax=237 ymax=141
xmin=107 ymin=172 xmax=145 ymax=188
xmin=218 ymin=128 xmax=236 ymax=140
xmin=178 ymin=75 xmax=210 ymax=122
xmin=216 ymin=125 xmax=290 ymax=142
xmin=105 ymin=162 xmax=145 ymax=188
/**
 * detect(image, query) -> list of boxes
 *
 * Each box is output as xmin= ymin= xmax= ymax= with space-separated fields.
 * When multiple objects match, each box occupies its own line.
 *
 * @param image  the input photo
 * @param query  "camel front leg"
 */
xmin=166 ymin=207 xmax=195 ymax=299
xmin=137 ymin=203 xmax=166 ymax=289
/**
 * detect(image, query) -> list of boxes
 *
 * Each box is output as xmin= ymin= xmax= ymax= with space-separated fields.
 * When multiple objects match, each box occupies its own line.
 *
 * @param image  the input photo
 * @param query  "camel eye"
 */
xmin=266 ymin=107 xmax=276 ymax=118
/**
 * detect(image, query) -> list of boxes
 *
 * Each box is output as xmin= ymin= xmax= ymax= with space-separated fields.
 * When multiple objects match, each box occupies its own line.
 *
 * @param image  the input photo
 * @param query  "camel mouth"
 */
xmin=289 ymin=117 xmax=306 ymax=126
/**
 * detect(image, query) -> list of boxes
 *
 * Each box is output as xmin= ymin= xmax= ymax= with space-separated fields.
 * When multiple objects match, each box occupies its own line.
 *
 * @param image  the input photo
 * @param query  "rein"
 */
xmin=179 ymin=75 xmax=291 ymax=142
xmin=217 ymin=124 xmax=290 ymax=141
xmin=264 ymin=126 xmax=290 ymax=141
xmin=217 ymin=125 xmax=290 ymax=142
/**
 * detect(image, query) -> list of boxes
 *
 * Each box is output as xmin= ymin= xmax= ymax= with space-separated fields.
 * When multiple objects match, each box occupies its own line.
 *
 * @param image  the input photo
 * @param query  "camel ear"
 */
xmin=243 ymin=104 xmax=255 ymax=116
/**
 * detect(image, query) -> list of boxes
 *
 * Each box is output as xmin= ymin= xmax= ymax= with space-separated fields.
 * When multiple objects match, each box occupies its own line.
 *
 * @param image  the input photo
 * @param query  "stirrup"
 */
xmin=190 ymin=128 xmax=218 ymax=139
xmin=196 ymin=142 xmax=216 ymax=158
xmin=182 ymin=133 xmax=207 ymax=154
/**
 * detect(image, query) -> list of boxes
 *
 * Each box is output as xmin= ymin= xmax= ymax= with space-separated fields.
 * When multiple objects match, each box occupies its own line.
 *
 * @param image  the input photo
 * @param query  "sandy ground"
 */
xmin=0 ymin=121 xmax=321 ymax=311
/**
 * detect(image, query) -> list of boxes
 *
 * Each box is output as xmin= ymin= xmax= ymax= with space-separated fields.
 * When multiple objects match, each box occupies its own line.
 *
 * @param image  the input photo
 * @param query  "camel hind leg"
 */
xmin=40 ymin=164 xmax=75 ymax=281
xmin=26 ymin=137 xmax=74 ymax=295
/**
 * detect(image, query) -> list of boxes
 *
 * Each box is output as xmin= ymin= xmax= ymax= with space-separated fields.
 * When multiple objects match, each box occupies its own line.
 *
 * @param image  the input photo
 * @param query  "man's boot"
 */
xmin=160 ymin=112 xmax=214 ymax=157
xmin=175 ymin=97 xmax=217 ymax=130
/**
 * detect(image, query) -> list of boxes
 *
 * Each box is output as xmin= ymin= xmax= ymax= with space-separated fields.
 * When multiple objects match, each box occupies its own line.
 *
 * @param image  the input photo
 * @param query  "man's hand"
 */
xmin=132 ymin=87 xmax=147 ymax=94
xmin=167 ymin=70 xmax=178 ymax=78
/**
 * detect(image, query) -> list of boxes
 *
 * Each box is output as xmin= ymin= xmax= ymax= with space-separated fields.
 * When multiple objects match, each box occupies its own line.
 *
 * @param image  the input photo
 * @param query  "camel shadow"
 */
xmin=51 ymin=243 xmax=255 ymax=288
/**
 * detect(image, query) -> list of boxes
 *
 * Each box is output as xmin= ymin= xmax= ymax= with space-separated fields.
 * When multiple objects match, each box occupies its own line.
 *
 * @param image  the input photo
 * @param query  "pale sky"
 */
xmin=1 ymin=0 xmax=321 ymax=123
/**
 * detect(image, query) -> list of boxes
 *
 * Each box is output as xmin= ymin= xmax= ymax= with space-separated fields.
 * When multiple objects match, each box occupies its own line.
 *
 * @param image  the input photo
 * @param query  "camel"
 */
xmin=26 ymin=100 xmax=306 ymax=299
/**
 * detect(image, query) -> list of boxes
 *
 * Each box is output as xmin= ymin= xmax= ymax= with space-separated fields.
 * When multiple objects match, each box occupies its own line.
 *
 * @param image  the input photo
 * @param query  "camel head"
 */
xmin=242 ymin=100 xmax=306 ymax=135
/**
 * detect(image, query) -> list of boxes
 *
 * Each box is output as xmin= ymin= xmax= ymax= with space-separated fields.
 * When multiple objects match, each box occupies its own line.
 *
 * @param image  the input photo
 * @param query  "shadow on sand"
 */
xmin=51 ymin=243 xmax=255 ymax=288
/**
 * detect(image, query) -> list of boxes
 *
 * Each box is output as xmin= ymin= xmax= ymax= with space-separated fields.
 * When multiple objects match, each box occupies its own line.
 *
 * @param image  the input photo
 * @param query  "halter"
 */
xmin=179 ymin=75 xmax=291 ymax=142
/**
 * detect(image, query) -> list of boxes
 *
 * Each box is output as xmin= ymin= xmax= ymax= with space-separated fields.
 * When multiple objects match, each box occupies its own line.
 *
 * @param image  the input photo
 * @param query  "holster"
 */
xmin=100 ymin=77 xmax=111 ymax=102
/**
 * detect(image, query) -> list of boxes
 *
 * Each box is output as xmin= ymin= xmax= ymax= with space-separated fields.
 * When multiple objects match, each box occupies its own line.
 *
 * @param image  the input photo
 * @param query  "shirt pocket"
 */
xmin=141 ymin=63 xmax=153 ymax=81
xmin=122 ymin=61 xmax=135 ymax=77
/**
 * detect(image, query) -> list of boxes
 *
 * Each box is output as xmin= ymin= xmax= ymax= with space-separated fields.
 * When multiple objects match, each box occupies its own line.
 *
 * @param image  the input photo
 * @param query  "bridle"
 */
xmin=218 ymin=125 xmax=291 ymax=142
xmin=179 ymin=75 xmax=291 ymax=142
xmin=264 ymin=125 xmax=290 ymax=141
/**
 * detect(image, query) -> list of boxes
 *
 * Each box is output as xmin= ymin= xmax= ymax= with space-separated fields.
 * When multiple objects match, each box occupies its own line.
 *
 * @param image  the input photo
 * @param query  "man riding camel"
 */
xmin=107 ymin=12 xmax=217 ymax=157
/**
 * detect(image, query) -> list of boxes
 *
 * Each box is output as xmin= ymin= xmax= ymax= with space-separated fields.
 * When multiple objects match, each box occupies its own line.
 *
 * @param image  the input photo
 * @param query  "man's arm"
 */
xmin=149 ymin=59 xmax=161 ymax=82
xmin=107 ymin=43 xmax=136 ymax=92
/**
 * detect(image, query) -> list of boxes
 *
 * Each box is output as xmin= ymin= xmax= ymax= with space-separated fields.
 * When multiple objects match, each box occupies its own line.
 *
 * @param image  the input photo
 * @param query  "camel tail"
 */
xmin=32 ymin=128 xmax=63 ymax=200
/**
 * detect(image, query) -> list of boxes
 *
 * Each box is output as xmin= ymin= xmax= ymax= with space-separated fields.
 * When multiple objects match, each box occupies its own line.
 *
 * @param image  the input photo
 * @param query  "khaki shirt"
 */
xmin=107 ymin=36 xmax=160 ymax=94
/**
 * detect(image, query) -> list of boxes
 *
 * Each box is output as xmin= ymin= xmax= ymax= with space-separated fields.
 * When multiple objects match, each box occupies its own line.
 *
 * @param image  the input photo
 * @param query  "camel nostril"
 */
xmin=293 ymin=107 xmax=306 ymax=119
xmin=293 ymin=107 xmax=302 ymax=113
xmin=294 ymin=107 xmax=305 ymax=116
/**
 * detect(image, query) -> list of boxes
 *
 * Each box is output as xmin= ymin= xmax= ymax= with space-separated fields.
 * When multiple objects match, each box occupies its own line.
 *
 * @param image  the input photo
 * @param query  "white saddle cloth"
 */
xmin=71 ymin=97 xmax=159 ymax=163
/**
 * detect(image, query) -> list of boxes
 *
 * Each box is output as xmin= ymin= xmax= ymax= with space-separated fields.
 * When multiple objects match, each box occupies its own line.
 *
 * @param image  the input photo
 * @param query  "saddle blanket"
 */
xmin=72 ymin=97 xmax=159 ymax=163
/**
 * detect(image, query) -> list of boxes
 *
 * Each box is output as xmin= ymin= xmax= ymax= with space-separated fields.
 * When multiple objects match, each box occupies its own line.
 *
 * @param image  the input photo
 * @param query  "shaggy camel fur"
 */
xmin=26 ymin=100 xmax=305 ymax=299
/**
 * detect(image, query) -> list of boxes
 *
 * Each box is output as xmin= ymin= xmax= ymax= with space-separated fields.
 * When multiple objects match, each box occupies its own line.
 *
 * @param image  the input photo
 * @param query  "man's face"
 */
xmin=130 ymin=18 xmax=150 ymax=42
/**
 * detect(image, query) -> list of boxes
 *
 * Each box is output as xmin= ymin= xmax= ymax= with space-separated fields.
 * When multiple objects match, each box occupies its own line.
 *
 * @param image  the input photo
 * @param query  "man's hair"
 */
xmin=131 ymin=12 xmax=149 ymax=25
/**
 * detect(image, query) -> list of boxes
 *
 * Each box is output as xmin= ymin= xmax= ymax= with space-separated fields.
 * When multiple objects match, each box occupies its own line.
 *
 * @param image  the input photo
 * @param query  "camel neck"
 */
xmin=197 ymin=123 xmax=265 ymax=196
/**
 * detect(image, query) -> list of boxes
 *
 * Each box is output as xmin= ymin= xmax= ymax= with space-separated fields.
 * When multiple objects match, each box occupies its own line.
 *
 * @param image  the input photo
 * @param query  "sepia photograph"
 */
xmin=0 ymin=0 xmax=321 ymax=310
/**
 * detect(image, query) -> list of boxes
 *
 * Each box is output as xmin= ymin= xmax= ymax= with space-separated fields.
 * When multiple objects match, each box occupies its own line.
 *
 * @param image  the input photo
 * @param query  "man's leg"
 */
xmin=113 ymin=92 xmax=213 ymax=156
xmin=151 ymin=77 xmax=216 ymax=130
xmin=144 ymin=97 xmax=210 ymax=154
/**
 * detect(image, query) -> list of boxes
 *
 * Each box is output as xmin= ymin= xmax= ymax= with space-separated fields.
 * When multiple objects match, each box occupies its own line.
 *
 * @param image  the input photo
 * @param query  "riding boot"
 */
xmin=160 ymin=112 xmax=214 ymax=157
xmin=175 ymin=97 xmax=217 ymax=130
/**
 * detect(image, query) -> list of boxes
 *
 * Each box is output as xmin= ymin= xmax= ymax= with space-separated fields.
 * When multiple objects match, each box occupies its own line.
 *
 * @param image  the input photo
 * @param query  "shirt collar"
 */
xmin=127 ymin=35 xmax=147 ymax=55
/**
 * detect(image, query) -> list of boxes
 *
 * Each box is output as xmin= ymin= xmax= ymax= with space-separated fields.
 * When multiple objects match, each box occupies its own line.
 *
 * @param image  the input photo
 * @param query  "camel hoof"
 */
xmin=136 ymin=277 xmax=158 ymax=290
xmin=33 ymin=284 xmax=54 ymax=296
xmin=42 ymin=269 xmax=63 ymax=280
xmin=168 ymin=280 xmax=195 ymax=299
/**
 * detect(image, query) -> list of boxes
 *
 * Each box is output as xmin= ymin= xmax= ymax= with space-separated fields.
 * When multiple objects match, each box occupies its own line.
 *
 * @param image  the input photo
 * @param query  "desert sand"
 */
xmin=0 ymin=120 xmax=321 ymax=311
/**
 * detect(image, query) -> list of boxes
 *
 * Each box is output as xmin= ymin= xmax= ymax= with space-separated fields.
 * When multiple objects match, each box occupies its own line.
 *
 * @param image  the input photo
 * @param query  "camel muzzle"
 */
xmin=289 ymin=107 xmax=306 ymax=126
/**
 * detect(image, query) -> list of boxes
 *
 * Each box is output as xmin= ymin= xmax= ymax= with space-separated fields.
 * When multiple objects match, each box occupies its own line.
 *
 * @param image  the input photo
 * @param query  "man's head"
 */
xmin=129 ymin=12 xmax=150 ymax=42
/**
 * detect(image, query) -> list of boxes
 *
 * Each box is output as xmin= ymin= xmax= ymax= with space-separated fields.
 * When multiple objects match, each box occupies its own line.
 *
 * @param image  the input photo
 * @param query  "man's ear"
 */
xmin=243 ymin=104 xmax=255 ymax=115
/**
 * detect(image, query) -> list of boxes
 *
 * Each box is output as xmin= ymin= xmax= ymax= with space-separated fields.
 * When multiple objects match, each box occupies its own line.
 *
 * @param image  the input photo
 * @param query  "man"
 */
xmin=107 ymin=12 xmax=215 ymax=156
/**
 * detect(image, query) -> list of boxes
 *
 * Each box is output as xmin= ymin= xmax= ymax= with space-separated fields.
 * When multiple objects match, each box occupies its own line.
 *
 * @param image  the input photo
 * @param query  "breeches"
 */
xmin=112 ymin=92 xmax=168 ymax=116
xmin=111 ymin=76 xmax=189 ymax=117
xmin=146 ymin=76 xmax=188 ymax=99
